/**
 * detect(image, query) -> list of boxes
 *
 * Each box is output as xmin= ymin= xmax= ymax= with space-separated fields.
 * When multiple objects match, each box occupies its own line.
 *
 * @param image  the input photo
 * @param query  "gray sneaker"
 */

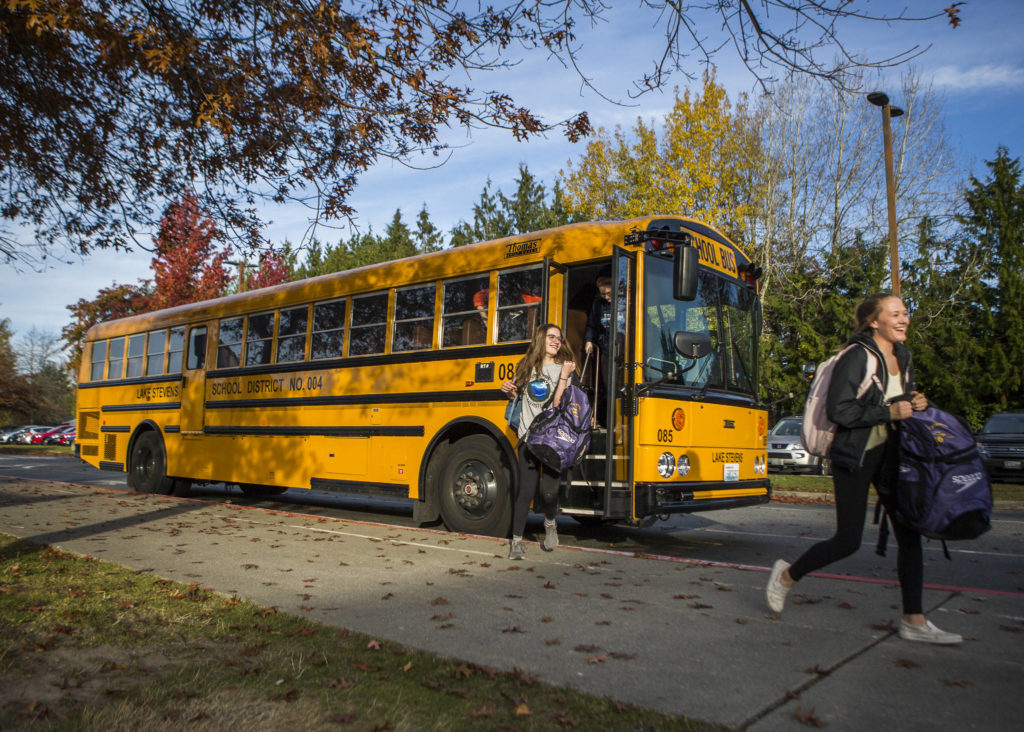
xmin=542 ymin=519 xmax=559 ymax=552
xmin=508 ymin=537 xmax=525 ymax=560
xmin=899 ymin=619 xmax=962 ymax=644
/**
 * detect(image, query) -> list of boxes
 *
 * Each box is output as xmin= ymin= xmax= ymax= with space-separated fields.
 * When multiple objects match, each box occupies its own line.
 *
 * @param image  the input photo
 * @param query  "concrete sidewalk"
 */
xmin=1 ymin=478 xmax=1021 ymax=730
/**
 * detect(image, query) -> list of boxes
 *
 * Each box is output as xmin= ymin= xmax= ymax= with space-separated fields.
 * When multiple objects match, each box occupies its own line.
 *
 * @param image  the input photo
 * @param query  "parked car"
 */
xmin=976 ymin=411 xmax=1024 ymax=484
xmin=767 ymin=416 xmax=831 ymax=475
xmin=43 ymin=425 xmax=76 ymax=445
xmin=0 ymin=425 xmax=28 ymax=443
xmin=34 ymin=424 xmax=73 ymax=445
xmin=13 ymin=426 xmax=53 ymax=444
xmin=57 ymin=428 xmax=76 ymax=446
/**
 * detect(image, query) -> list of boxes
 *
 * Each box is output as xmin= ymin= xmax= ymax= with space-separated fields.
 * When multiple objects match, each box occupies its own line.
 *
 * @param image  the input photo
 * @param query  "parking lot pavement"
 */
xmin=1 ymin=478 xmax=1021 ymax=730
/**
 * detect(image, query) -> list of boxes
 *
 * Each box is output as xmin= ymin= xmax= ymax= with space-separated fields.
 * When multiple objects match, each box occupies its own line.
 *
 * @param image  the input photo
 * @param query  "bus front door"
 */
xmin=603 ymin=248 xmax=636 ymax=521
xmin=180 ymin=325 xmax=208 ymax=435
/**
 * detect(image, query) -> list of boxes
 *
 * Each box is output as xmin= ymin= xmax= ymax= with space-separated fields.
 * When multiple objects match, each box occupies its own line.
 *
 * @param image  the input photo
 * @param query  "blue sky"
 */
xmin=2 ymin=0 xmax=1022 ymax=348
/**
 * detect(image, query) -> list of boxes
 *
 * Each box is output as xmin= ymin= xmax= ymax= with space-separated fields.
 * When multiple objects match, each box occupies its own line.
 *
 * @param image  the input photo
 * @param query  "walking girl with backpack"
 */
xmin=765 ymin=293 xmax=963 ymax=644
xmin=500 ymin=323 xmax=577 ymax=560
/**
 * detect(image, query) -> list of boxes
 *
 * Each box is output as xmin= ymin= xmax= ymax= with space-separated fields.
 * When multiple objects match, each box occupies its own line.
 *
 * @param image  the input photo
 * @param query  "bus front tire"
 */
xmin=127 ymin=432 xmax=176 ymax=495
xmin=437 ymin=435 xmax=512 ymax=538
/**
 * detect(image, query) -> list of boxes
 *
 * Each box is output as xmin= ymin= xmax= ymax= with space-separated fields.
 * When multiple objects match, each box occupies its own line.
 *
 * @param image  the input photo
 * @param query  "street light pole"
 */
xmin=867 ymin=92 xmax=904 ymax=296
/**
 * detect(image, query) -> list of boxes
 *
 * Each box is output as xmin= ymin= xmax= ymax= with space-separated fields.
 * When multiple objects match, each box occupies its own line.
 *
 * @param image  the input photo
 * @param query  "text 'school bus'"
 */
xmin=76 ymin=216 xmax=770 ymax=536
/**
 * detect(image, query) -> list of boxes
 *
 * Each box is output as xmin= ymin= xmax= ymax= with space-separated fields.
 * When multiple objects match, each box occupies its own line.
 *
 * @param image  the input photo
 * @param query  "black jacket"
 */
xmin=826 ymin=332 xmax=915 ymax=471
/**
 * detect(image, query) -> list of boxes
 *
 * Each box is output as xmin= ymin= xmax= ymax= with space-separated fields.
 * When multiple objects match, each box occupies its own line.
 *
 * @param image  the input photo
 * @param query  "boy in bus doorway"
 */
xmin=501 ymin=324 xmax=577 ymax=559
xmin=584 ymin=275 xmax=624 ymax=426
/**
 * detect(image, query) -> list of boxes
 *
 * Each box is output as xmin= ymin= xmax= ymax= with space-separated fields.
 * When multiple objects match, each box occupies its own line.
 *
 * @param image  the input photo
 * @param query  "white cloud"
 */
xmin=932 ymin=64 xmax=1024 ymax=90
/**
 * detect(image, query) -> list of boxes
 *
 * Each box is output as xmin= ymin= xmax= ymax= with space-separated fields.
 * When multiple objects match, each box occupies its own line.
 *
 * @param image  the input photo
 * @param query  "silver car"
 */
xmin=767 ymin=417 xmax=831 ymax=475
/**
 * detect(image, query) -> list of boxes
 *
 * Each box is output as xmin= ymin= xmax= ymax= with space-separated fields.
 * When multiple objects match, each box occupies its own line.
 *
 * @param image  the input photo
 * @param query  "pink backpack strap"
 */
xmin=856 ymin=348 xmax=882 ymax=398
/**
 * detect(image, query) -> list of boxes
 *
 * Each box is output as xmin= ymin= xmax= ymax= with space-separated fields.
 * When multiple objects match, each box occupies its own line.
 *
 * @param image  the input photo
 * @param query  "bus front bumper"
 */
xmin=635 ymin=479 xmax=772 ymax=515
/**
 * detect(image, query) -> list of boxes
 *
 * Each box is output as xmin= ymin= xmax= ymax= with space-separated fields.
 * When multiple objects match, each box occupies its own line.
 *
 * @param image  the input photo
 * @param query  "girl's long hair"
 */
xmin=853 ymin=292 xmax=897 ymax=335
xmin=514 ymin=323 xmax=577 ymax=389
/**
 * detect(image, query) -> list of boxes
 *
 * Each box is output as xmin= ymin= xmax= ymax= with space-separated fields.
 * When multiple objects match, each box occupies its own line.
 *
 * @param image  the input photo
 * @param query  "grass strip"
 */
xmin=770 ymin=474 xmax=1024 ymax=503
xmin=0 ymin=534 xmax=715 ymax=731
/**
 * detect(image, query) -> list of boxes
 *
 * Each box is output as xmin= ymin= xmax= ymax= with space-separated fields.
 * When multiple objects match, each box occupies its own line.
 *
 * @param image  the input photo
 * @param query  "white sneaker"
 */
xmin=766 ymin=559 xmax=791 ymax=614
xmin=508 ymin=537 xmax=525 ymax=560
xmin=542 ymin=519 xmax=559 ymax=551
xmin=899 ymin=619 xmax=962 ymax=645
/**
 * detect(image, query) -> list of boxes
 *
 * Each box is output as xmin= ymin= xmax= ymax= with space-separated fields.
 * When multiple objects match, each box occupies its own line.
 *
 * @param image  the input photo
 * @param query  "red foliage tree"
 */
xmin=245 ymin=250 xmax=292 ymax=291
xmin=149 ymin=194 xmax=232 ymax=311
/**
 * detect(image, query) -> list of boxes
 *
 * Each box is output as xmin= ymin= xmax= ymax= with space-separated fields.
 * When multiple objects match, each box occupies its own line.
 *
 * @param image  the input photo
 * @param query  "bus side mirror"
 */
xmin=802 ymin=363 xmax=816 ymax=380
xmin=673 ymin=244 xmax=698 ymax=301
xmin=674 ymin=331 xmax=712 ymax=360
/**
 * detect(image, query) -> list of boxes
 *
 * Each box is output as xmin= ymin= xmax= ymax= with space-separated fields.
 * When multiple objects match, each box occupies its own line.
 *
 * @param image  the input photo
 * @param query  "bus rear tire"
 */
xmin=127 ymin=432 xmax=175 ymax=495
xmin=437 ymin=435 xmax=512 ymax=538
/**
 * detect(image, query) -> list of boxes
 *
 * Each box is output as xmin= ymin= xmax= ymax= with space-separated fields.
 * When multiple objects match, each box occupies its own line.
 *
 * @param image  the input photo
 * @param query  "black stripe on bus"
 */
xmin=79 ymin=374 xmax=182 ymax=390
xmin=165 ymin=425 xmax=181 ymax=433
xmin=207 ymin=342 xmax=528 ymax=379
xmin=646 ymin=387 xmax=758 ymax=408
xmin=100 ymin=426 xmax=130 ymax=433
xmin=204 ymin=425 xmax=424 ymax=438
xmin=206 ymin=389 xmax=505 ymax=411
xmin=102 ymin=402 xmax=181 ymax=412
xmin=99 ymin=461 xmax=125 ymax=472
xmin=310 ymin=477 xmax=408 ymax=498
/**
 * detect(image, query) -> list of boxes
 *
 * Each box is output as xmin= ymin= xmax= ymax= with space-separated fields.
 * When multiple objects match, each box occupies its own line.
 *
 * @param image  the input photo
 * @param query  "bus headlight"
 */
xmin=657 ymin=452 xmax=676 ymax=478
xmin=755 ymin=456 xmax=766 ymax=475
xmin=676 ymin=455 xmax=691 ymax=477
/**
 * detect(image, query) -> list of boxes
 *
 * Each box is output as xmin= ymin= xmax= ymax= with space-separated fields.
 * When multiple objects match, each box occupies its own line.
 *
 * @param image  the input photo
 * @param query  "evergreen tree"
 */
xmin=413 ymin=206 xmax=444 ymax=253
xmin=0 ymin=317 xmax=31 ymax=424
xmin=956 ymin=147 xmax=1024 ymax=414
xmin=902 ymin=217 xmax=988 ymax=426
xmin=450 ymin=178 xmax=513 ymax=247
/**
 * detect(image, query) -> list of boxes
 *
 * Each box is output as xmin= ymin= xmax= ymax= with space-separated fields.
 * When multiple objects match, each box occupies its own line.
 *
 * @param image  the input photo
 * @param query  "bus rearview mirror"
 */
xmin=673 ymin=245 xmax=698 ymax=301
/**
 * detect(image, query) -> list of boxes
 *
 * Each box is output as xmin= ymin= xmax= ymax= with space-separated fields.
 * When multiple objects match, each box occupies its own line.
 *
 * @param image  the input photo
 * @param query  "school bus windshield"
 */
xmin=642 ymin=256 xmax=758 ymax=395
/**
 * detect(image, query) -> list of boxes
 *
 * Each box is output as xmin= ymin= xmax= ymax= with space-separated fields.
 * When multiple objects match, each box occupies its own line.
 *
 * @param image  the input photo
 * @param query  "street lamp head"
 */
xmin=890 ymin=106 xmax=905 ymax=118
xmin=867 ymin=91 xmax=890 ymax=107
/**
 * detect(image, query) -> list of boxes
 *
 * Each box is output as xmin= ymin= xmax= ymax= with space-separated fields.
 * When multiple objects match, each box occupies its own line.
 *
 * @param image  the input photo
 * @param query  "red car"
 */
xmin=32 ymin=425 xmax=72 ymax=445
xmin=43 ymin=425 xmax=76 ymax=445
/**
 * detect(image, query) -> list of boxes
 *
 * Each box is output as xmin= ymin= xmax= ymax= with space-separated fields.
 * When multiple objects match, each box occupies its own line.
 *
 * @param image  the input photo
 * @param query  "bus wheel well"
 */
xmin=416 ymin=422 xmax=515 ymax=531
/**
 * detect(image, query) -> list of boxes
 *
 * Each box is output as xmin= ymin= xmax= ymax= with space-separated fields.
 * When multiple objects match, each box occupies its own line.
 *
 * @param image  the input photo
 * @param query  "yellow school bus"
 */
xmin=75 ymin=216 xmax=770 ymax=536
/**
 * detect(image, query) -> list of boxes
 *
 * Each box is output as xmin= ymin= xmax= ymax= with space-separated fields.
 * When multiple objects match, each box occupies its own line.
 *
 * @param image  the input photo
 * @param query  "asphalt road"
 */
xmin=2 ymin=453 xmax=1022 ymax=598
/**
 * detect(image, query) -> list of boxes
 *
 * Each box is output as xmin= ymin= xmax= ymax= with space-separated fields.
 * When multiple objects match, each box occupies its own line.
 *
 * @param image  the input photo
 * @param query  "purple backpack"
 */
xmin=523 ymin=379 xmax=592 ymax=472
xmin=877 ymin=405 xmax=991 ymax=554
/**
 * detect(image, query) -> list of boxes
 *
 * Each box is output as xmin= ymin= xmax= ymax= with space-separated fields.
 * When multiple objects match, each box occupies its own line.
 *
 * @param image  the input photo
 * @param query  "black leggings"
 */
xmin=513 ymin=444 xmax=561 ymax=537
xmin=788 ymin=442 xmax=924 ymax=615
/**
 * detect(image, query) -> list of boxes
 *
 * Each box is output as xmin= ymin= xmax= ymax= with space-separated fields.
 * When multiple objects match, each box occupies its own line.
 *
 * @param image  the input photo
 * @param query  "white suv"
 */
xmin=767 ymin=417 xmax=831 ymax=475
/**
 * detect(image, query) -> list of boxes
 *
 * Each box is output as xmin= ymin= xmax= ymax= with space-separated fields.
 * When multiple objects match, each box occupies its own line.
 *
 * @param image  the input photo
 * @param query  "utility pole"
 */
xmin=867 ymin=92 xmax=904 ymax=296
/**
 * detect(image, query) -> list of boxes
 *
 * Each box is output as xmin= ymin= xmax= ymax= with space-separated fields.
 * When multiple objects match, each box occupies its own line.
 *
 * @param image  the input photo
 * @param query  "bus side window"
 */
xmin=217 ymin=317 xmax=242 ymax=368
xmin=167 ymin=327 xmax=185 ymax=373
xmin=146 ymin=330 xmax=167 ymax=375
xmin=90 ymin=340 xmax=107 ymax=382
xmin=106 ymin=337 xmax=125 ymax=380
xmin=245 ymin=311 xmax=274 ymax=366
xmin=311 ymin=299 xmax=345 ymax=360
xmin=442 ymin=275 xmax=488 ymax=347
xmin=393 ymin=284 xmax=435 ymax=352
xmin=125 ymin=333 xmax=145 ymax=378
xmin=497 ymin=266 xmax=542 ymax=343
xmin=187 ymin=326 xmax=207 ymax=370
xmin=277 ymin=305 xmax=308 ymax=363
xmin=349 ymin=292 xmax=387 ymax=356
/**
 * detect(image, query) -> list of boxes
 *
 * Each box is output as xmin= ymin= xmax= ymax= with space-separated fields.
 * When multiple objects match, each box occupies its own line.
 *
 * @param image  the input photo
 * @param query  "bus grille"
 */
xmin=103 ymin=435 xmax=117 ymax=461
xmin=80 ymin=445 xmax=98 ymax=457
xmin=78 ymin=411 xmax=100 ymax=440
